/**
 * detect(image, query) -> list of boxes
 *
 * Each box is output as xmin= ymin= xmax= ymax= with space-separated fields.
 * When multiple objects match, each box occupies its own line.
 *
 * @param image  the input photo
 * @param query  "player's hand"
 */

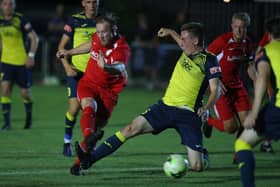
xmin=197 ymin=107 xmax=209 ymax=122
xmin=243 ymin=111 xmax=257 ymax=129
xmin=25 ymin=57 xmax=35 ymax=68
xmin=94 ymin=51 xmax=105 ymax=69
xmin=56 ymin=50 xmax=69 ymax=59
xmin=158 ymin=28 xmax=171 ymax=37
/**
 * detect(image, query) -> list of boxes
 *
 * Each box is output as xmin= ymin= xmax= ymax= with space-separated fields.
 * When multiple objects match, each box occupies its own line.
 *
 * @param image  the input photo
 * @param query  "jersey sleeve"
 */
xmin=20 ymin=16 xmax=33 ymax=34
xmin=63 ymin=17 xmax=74 ymax=37
xmin=258 ymin=32 xmax=270 ymax=47
xmin=255 ymin=48 xmax=270 ymax=72
xmin=205 ymin=54 xmax=222 ymax=80
xmin=111 ymin=38 xmax=131 ymax=65
xmin=207 ymin=35 xmax=226 ymax=55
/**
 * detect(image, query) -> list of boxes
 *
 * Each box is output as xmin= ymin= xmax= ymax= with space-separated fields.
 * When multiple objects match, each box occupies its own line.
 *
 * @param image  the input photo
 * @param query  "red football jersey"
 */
xmin=83 ymin=33 xmax=130 ymax=94
xmin=207 ymin=32 xmax=253 ymax=88
xmin=258 ymin=32 xmax=270 ymax=47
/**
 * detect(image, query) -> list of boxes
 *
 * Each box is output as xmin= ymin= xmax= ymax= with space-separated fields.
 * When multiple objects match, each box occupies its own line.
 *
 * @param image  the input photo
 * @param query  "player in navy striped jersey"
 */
xmin=57 ymin=0 xmax=99 ymax=157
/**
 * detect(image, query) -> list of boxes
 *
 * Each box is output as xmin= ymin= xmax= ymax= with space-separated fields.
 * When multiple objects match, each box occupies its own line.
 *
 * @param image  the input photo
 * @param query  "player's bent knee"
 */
xmin=224 ymin=124 xmax=237 ymax=134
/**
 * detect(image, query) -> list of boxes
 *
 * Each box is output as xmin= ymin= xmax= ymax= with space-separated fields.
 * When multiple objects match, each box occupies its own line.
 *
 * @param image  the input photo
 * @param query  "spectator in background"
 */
xmin=172 ymin=10 xmax=188 ymax=33
xmin=131 ymin=13 xmax=158 ymax=90
xmin=47 ymin=3 xmax=67 ymax=80
xmin=47 ymin=3 xmax=66 ymax=40
xmin=57 ymin=0 xmax=99 ymax=157
xmin=0 ymin=0 xmax=39 ymax=130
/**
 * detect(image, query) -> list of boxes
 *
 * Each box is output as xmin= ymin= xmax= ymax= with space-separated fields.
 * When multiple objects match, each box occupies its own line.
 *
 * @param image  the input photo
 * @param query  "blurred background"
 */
xmin=15 ymin=0 xmax=280 ymax=90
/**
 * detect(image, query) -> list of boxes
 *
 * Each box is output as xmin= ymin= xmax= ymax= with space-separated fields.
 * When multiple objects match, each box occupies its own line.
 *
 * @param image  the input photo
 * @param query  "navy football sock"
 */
xmin=24 ymin=102 xmax=32 ymax=128
xmin=2 ymin=103 xmax=11 ymax=127
xmin=91 ymin=131 xmax=126 ymax=162
xmin=237 ymin=150 xmax=255 ymax=187
xmin=64 ymin=112 xmax=76 ymax=142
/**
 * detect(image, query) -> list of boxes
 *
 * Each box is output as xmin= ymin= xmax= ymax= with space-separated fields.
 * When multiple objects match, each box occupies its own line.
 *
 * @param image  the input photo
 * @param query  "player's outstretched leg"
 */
xmin=76 ymin=131 xmax=127 ymax=170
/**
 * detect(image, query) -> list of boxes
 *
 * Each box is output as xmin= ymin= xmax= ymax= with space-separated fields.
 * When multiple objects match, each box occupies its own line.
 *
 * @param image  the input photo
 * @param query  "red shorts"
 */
xmin=77 ymin=78 xmax=118 ymax=124
xmin=214 ymin=87 xmax=251 ymax=121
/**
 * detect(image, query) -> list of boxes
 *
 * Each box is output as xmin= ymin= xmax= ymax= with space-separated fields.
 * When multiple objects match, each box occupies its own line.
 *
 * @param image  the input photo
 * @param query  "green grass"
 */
xmin=0 ymin=85 xmax=279 ymax=187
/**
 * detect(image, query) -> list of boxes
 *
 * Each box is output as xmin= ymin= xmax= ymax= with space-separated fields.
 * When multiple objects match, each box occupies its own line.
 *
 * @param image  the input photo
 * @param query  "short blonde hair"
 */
xmin=232 ymin=12 xmax=251 ymax=27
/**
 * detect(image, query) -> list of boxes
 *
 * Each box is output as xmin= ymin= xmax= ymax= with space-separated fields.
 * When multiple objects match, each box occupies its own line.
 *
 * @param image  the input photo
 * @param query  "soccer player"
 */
xmin=75 ymin=22 xmax=221 ymax=174
xmin=235 ymin=16 xmax=280 ymax=187
xmin=203 ymin=12 xmax=253 ymax=138
xmin=57 ymin=0 xmax=99 ymax=157
xmin=255 ymin=31 xmax=274 ymax=153
xmin=57 ymin=13 xmax=131 ymax=175
xmin=0 ymin=0 xmax=39 ymax=130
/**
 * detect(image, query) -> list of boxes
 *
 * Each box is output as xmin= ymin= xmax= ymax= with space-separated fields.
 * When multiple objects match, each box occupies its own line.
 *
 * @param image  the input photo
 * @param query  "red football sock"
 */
xmin=208 ymin=117 xmax=225 ymax=131
xmin=80 ymin=106 xmax=96 ymax=150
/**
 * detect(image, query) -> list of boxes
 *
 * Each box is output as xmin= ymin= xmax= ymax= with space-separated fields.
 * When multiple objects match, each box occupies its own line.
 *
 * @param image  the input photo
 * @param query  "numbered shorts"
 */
xmin=65 ymin=72 xmax=83 ymax=98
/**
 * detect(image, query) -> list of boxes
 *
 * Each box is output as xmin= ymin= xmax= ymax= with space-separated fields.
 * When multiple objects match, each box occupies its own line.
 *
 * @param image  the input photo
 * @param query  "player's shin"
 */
xmin=1 ymin=96 xmax=11 ymax=129
xmin=80 ymin=106 xmax=96 ymax=150
xmin=90 ymin=131 xmax=127 ymax=163
xmin=24 ymin=100 xmax=32 ymax=129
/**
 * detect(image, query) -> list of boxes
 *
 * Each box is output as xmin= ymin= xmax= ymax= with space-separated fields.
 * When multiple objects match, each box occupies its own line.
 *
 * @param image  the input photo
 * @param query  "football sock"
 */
xmin=207 ymin=117 xmax=224 ymax=131
xmin=80 ymin=106 xmax=96 ymax=150
xmin=235 ymin=139 xmax=255 ymax=187
xmin=91 ymin=131 xmax=126 ymax=163
xmin=1 ymin=97 xmax=11 ymax=127
xmin=24 ymin=100 xmax=32 ymax=128
xmin=64 ymin=112 xmax=76 ymax=143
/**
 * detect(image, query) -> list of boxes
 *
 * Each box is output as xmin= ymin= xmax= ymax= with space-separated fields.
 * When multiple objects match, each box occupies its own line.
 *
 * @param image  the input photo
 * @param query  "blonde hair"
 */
xmin=232 ymin=12 xmax=250 ymax=27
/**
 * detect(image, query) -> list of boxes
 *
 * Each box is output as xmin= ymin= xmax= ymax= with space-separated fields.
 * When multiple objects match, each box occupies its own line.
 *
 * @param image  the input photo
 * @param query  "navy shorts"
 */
xmin=0 ymin=63 xmax=32 ymax=88
xmin=256 ymin=101 xmax=280 ymax=140
xmin=142 ymin=100 xmax=203 ymax=152
xmin=65 ymin=72 xmax=84 ymax=98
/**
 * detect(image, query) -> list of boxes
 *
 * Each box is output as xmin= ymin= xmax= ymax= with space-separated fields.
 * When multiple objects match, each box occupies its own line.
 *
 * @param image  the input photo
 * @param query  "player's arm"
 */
xmin=95 ymin=51 xmax=126 ymax=75
xmin=25 ymin=30 xmax=39 ymax=68
xmin=57 ymin=41 xmax=91 ymax=58
xmin=57 ymin=34 xmax=78 ymax=76
xmin=205 ymin=78 xmax=221 ymax=109
xmin=157 ymin=28 xmax=182 ymax=47
xmin=244 ymin=60 xmax=270 ymax=129
xmin=197 ymin=77 xmax=220 ymax=121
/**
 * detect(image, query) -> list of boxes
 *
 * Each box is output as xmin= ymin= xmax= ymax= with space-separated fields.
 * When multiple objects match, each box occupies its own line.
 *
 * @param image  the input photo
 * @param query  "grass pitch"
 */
xmin=0 ymin=85 xmax=279 ymax=187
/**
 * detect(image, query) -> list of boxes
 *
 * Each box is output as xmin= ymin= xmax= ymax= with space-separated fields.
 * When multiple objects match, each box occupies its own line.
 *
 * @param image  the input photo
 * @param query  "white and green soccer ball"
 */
xmin=163 ymin=154 xmax=188 ymax=178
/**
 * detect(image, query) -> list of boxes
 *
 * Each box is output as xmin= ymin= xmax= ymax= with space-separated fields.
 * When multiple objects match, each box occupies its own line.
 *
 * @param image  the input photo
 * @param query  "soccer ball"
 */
xmin=163 ymin=154 xmax=188 ymax=178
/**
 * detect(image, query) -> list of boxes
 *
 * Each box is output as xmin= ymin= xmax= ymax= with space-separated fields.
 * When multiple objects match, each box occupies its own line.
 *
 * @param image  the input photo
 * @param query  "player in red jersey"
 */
xmin=203 ymin=12 xmax=253 ymax=139
xmin=57 ymin=13 xmax=130 ymax=175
